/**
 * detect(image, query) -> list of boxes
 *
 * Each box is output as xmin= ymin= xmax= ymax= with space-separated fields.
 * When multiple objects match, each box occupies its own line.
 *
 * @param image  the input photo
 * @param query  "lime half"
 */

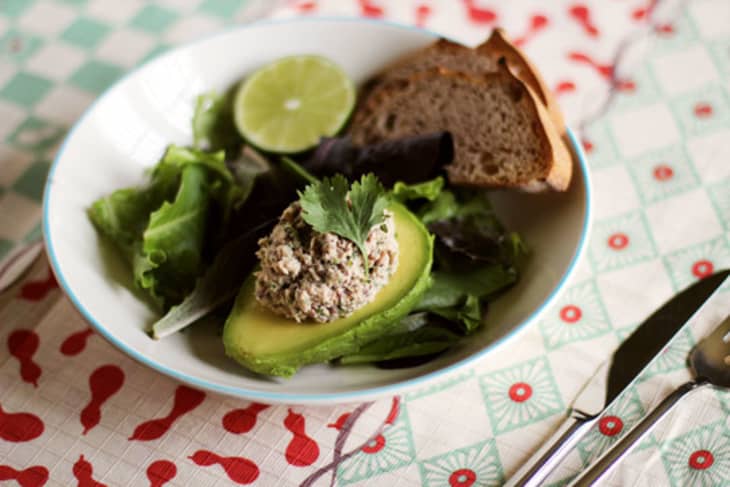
xmin=233 ymin=55 xmax=356 ymax=154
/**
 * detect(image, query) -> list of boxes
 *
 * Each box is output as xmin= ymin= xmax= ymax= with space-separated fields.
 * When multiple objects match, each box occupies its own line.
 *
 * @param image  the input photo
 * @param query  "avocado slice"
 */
xmin=222 ymin=202 xmax=434 ymax=377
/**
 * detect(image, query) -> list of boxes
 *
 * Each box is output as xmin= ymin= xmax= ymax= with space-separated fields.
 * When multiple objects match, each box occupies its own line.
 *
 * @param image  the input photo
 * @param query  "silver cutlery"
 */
xmin=505 ymin=270 xmax=730 ymax=487
xmin=571 ymin=311 xmax=730 ymax=485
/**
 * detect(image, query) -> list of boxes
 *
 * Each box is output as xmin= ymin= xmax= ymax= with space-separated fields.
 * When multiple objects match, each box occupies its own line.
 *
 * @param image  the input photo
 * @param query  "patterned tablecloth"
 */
xmin=1 ymin=0 xmax=730 ymax=485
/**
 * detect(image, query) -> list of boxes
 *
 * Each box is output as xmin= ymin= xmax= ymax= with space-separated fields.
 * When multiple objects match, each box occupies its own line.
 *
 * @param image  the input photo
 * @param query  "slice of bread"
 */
xmin=378 ymin=38 xmax=499 ymax=83
xmin=477 ymin=28 xmax=565 ymax=134
xmin=349 ymin=65 xmax=572 ymax=191
xmin=362 ymin=29 xmax=565 ymax=135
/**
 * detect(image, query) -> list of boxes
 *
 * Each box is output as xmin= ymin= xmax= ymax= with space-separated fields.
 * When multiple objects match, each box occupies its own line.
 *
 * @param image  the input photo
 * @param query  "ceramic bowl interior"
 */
xmin=44 ymin=18 xmax=591 ymax=404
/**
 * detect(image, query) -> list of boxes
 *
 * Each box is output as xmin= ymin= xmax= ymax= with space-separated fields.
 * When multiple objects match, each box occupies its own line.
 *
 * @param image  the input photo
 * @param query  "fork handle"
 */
xmin=504 ymin=414 xmax=597 ymax=487
xmin=570 ymin=379 xmax=707 ymax=486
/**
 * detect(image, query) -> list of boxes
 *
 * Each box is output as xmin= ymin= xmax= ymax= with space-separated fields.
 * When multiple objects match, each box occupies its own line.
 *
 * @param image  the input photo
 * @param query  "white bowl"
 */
xmin=43 ymin=18 xmax=591 ymax=405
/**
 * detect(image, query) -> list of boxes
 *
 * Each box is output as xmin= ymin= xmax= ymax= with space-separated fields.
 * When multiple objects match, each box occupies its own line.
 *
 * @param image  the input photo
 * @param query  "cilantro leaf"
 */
xmin=299 ymin=173 xmax=389 ymax=271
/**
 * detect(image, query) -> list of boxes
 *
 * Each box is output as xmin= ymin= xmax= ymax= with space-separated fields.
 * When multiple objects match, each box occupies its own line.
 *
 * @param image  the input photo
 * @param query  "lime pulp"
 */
xmin=233 ymin=55 xmax=356 ymax=154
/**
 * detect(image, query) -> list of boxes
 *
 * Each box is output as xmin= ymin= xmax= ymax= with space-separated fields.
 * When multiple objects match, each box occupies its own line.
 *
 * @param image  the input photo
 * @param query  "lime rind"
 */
xmin=233 ymin=55 xmax=356 ymax=154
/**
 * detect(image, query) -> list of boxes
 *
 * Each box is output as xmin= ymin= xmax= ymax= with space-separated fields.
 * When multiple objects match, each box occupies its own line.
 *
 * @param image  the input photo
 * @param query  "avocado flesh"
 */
xmin=222 ymin=202 xmax=434 ymax=377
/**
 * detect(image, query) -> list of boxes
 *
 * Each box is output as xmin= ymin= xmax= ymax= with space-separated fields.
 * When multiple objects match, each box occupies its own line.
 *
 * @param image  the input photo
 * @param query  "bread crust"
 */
xmin=478 ymin=28 xmax=566 ymax=135
xmin=349 ymin=29 xmax=573 ymax=191
xmin=350 ymin=66 xmax=571 ymax=190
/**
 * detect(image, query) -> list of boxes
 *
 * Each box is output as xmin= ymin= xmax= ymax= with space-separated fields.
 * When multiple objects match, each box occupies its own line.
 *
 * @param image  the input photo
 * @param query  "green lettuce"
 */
xmin=88 ymin=145 xmax=245 ymax=309
xmin=191 ymin=90 xmax=241 ymax=153
xmin=390 ymin=177 xmax=444 ymax=203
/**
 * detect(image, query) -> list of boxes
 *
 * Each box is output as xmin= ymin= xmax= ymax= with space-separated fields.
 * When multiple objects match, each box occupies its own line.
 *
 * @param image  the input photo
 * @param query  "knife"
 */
xmin=505 ymin=269 xmax=730 ymax=487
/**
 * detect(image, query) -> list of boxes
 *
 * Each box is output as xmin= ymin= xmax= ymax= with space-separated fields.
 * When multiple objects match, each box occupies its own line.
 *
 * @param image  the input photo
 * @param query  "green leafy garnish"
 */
xmin=299 ymin=173 xmax=389 ymax=271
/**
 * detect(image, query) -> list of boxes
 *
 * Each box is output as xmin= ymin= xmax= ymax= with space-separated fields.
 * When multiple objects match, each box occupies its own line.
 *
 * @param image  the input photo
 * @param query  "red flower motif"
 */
xmin=694 ymin=103 xmax=713 ymax=118
xmin=688 ymin=450 xmax=714 ymax=470
xmin=362 ymin=434 xmax=386 ymax=454
xmin=653 ymin=164 xmax=674 ymax=181
xmin=598 ymin=416 xmax=623 ymax=436
xmin=691 ymin=260 xmax=714 ymax=279
xmin=449 ymin=468 xmax=477 ymax=487
xmin=607 ymin=233 xmax=629 ymax=250
xmin=508 ymin=382 xmax=532 ymax=403
xmin=559 ymin=305 xmax=582 ymax=323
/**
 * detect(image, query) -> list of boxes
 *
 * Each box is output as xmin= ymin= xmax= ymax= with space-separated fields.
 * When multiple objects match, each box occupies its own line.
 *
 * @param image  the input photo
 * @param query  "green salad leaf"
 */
xmin=88 ymin=144 xmax=246 ymax=310
xmin=138 ymin=163 xmax=210 ymax=305
xmin=412 ymin=265 xmax=516 ymax=335
xmin=192 ymin=90 xmax=241 ymax=153
xmin=150 ymin=218 xmax=274 ymax=338
xmin=417 ymin=265 xmax=518 ymax=309
xmin=390 ymin=177 xmax=444 ymax=203
xmin=299 ymin=173 xmax=389 ymax=270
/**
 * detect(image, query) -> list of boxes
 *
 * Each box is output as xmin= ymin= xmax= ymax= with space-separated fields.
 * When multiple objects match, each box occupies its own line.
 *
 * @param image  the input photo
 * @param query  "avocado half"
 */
xmin=222 ymin=202 xmax=434 ymax=377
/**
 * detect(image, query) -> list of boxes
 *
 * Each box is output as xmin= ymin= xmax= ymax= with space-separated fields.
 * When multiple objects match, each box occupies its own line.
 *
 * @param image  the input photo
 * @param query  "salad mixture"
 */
xmin=87 ymin=36 xmax=568 ymax=377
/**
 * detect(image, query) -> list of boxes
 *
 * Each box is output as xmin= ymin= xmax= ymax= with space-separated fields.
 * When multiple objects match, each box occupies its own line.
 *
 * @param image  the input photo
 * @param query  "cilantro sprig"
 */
xmin=299 ymin=173 xmax=389 ymax=272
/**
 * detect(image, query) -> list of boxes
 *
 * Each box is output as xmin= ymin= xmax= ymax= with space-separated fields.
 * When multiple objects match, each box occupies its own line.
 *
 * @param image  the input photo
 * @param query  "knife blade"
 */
xmin=505 ymin=269 xmax=730 ymax=487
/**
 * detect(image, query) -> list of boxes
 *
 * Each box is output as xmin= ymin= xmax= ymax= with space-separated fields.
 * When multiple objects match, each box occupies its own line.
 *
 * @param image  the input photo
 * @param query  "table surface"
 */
xmin=1 ymin=0 xmax=730 ymax=486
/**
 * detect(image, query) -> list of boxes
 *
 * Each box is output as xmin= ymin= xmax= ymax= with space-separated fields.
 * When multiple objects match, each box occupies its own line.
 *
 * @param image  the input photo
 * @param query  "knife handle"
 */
xmin=504 ymin=413 xmax=598 ymax=487
xmin=570 ymin=380 xmax=706 ymax=486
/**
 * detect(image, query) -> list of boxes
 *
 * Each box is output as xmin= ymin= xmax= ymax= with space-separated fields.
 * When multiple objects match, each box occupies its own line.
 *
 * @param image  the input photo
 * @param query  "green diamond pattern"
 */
xmin=538 ymin=279 xmax=611 ymax=350
xmin=12 ymin=161 xmax=50 ymax=202
xmin=582 ymin=119 xmax=620 ymax=169
xmin=588 ymin=210 xmax=658 ymax=272
xmin=650 ymin=14 xmax=699 ymax=55
xmin=199 ymin=0 xmax=242 ymax=18
xmin=660 ymin=421 xmax=730 ymax=487
xmin=576 ymin=387 xmax=645 ymax=465
xmin=0 ymin=0 xmax=31 ymax=17
xmin=626 ymin=144 xmax=699 ymax=204
xmin=663 ymin=236 xmax=730 ymax=290
xmin=61 ymin=16 xmax=110 ymax=48
xmin=1 ymin=29 xmax=43 ymax=63
xmin=544 ymin=473 xmax=578 ymax=487
xmin=337 ymin=404 xmax=416 ymax=484
xmin=0 ymin=72 xmax=52 ymax=107
xmin=7 ymin=117 xmax=65 ymax=151
xmin=611 ymin=65 xmax=661 ymax=112
xmin=419 ymin=439 xmax=504 ymax=487
xmin=479 ymin=357 xmax=564 ymax=434
xmin=69 ymin=60 xmax=123 ymax=93
xmin=707 ymin=178 xmax=730 ymax=230
xmin=670 ymin=85 xmax=730 ymax=136
xmin=707 ymin=40 xmax=730 ymax=78
xmin=130 ymin=5 xmax=178 ymax=33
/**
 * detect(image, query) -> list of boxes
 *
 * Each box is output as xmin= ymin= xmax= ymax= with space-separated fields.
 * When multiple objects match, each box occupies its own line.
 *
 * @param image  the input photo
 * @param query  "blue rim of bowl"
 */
xmin=43 ymin=16 xmax=593 ymax=404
